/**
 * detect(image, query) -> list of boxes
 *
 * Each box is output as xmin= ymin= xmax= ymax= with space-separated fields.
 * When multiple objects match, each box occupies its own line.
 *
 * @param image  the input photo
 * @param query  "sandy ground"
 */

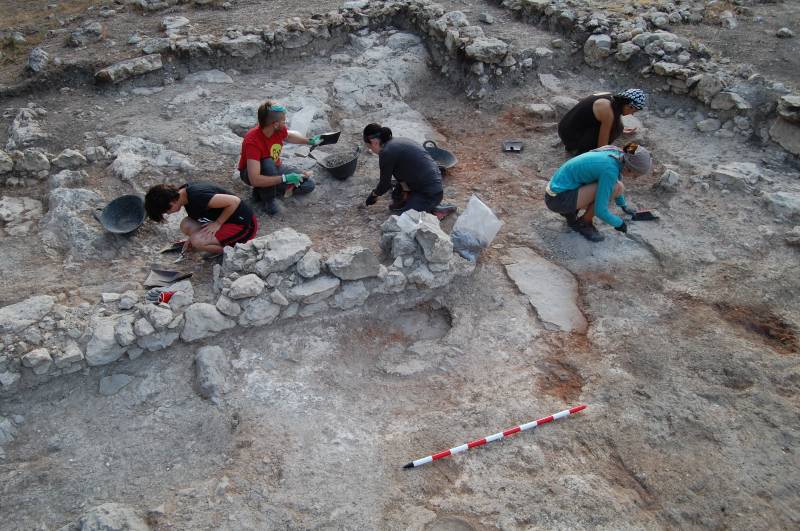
xmin=1 ymin=1 xmax=799 ymax=529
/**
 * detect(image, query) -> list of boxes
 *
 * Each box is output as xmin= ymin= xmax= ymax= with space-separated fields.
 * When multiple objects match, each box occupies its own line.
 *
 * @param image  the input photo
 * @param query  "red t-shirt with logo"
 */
xmin=237 ymin=126 xmax=288 ymax=171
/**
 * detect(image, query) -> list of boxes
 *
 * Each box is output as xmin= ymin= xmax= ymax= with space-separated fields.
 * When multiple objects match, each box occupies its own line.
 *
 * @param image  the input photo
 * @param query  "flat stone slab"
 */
xmin=502 ymin=247 xmax=587 ymax=333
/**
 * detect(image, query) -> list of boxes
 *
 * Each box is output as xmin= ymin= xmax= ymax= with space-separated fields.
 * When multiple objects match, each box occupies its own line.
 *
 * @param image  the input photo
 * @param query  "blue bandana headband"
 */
xmin=269 ymin=104 xmax=286 ymax=113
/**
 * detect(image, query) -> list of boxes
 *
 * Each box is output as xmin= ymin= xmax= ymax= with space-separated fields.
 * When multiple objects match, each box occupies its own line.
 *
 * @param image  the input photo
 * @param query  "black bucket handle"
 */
xmin=423 ymin=140 xmax=437 ymax=150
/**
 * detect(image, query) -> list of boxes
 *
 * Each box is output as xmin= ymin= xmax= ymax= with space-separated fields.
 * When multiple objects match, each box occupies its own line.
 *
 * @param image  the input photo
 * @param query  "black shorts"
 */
xmin=544 ymin=188 xmax=579 ymax=214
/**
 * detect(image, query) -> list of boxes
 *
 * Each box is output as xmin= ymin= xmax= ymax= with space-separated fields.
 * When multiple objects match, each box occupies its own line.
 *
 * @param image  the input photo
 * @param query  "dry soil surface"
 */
xmin=1 ymin=1 xmax=799 ymax=530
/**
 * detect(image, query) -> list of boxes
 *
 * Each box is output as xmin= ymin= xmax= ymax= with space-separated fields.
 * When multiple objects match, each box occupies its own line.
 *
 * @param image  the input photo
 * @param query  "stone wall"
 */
xmin=2 ymin=0 xmax=798 ymax=183
xmin=0 ymin=209 xmax=474 ymax=397
xmin=489 ymin=0 xmax=800 ymax=156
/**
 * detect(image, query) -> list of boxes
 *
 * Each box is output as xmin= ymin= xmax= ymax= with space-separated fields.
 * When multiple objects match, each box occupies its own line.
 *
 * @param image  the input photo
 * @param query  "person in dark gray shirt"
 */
xmin=362 ymin=123 xmax=444 ymax=214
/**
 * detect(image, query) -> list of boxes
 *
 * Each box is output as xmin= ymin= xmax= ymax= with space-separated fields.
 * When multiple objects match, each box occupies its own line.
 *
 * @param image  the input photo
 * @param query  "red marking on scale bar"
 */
xmin=569 ymin=405 xmax=587 ymax=414
xmin=537 ymin=415 xmax=554 ymax=425
xmin=503 ymin=426 xmax=521 ymax=436
xmin=467 ymin=438 xmax=487 ymax=449
xmin=432 ymin=450 xmax=451 ymax=461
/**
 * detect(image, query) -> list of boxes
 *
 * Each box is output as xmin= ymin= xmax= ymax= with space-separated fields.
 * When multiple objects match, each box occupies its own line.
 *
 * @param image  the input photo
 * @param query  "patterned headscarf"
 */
xmin=617 ymin=88 xmax=647 ymax=110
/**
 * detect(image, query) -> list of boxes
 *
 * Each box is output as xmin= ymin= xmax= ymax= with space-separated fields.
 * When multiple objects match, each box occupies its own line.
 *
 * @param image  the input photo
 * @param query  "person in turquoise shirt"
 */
xmin=544 ymin=143 xmax=652 ymax=242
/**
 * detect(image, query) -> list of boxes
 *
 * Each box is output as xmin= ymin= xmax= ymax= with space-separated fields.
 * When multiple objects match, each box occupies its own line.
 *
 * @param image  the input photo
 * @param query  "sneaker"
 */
xmin=575 ymin=220 xmax=604 ymax=242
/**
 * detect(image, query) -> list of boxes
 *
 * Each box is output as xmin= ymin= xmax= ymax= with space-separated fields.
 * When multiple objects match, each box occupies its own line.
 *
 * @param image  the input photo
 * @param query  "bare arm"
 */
xmin=246 ymin=159 xmax=283 ymax=187
xmin=593 ymin=99 xmax=615 ymax=148
xmin=206 ymin=194 xmax=241 ymax=226
xmin=286 ymin=130 xmax=312 ymax=145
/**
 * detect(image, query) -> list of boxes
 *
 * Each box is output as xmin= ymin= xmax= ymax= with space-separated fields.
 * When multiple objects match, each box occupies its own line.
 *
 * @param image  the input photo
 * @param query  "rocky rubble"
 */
xmin=491 ymin=0 xmax=800 ymax=155
xmin=0 ymin=213 xmax=474 ymax=397
xmin=3 ymin=0 xmax=797 ymax=176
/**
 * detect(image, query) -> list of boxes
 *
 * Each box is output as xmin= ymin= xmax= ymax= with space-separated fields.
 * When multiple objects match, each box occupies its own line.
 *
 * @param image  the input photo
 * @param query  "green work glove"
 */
xmin=309 ymin=135 xmax=323 ymax=146
xmin=282 ymin=173 xmax=304 ymax=185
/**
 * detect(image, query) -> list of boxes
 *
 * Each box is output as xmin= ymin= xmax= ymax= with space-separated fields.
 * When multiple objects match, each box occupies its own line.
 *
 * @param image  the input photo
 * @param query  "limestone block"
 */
xmin=133 ymin=317 xmax=155 ymax=337
xmin=616 ymin=41 xmax=640 ymax=62
xmin=49 ymin=169 xmax=88 ymax=189
xmin=770 ymin=118 xmax=800 ymax=156
xmin=503 ymin=247 xmax=587 ymax=333
xmin=195 ymin=345 xmax=228 ymax=402
xmin=114 ymin=315 xmax=137 ymax=347
xmin=16 ymin=148 xmax=50 ymax=174
xmin=331 ymin=281 xmax=370 ymax=309
xmin=139 ymin=304 xmax=174 ymax=331
xmin=299 ymin=301 xmax=328 ymax=317
xmin=22 ymin=348 xmax=52 ymax=375
xmin=765 ymin=191 xmax=800 ymax=221
xmin=51 ymin=149 xmax=87 ymax=170
xmin=228 ymin=274 xmax=265 ymax=299
xmin=710 ymin=92 xmax=751 ymax=111
xmin=239 ymin=296 xmax=281 ymax=327
xmin=711 ymin=162 xmax=763 ymax=190
xmin=95 ymin=54 xmax=163 ymax=83
xmin=415 ymin=224 xmax=453 ymax=264
xmin=53 ymin=340 xmax=83 ymax=368
xmin=137 ymin=329 xmax=180 ymax=352
xmin=584 ymin=34 xmax=612 ymax=66
xmin=288 ymin=276 xmax=340 ymax=303
xmin=464 ymin=37 xmax=508 ymax=63
xmin=253 ymin=228 xmax=312 ymax=276
xmin=0 ymin=295 xmax=54 ymax=334
xmin=777 ymin=95 xmax=800 ymax=124
xmin=26 ymin=47 xmax=49 ymax=73
xmin=326 ymin=246 xmax=381 ymax=280
xmin=0 ymin=151 xmax=12 ymax=174
xmin=86 ymin=318 xmax=126 ymax=366
xmin=296 ymin=249 xmax=322 ymax=278
xmin=215 ymin=295 xmax=242 ymax=317
xmin=182 ymin=303 xmax=235 ymax=341
xmin=525 ymin=103 xmax=555 ymax=121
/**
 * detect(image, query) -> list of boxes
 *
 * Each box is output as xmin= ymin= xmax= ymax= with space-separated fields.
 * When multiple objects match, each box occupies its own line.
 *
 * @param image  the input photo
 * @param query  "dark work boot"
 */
xmin=560 ymin=211 xmax=580 ymax=231
xmin=575 ymin=220 xmax=604 ymax=242
xmin=262 ymin=197 xmax=279 ymax=216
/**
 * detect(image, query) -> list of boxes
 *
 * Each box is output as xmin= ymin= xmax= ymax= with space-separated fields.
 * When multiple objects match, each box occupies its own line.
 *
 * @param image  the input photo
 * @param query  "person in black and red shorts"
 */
xmin=145 ymin=182 xmax=258 ymax=255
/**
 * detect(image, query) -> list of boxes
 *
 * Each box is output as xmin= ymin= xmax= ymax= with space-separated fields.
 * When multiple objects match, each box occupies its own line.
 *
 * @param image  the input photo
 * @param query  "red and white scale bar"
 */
xmin=403 ymin=404 xmax=587 ymax=469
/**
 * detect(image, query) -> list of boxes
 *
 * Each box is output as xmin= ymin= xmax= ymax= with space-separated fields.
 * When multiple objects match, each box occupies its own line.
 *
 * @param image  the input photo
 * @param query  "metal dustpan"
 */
xmin=502 ymin=140 xmax=524 ymax=152
xmin=309 ymin=130 xmax=341 ymax=152
xmin=144 ymin=269 xmax=193 ymax=288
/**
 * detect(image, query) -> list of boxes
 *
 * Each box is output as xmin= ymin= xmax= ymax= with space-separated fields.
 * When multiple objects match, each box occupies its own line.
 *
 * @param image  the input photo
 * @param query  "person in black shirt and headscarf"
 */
xmin=557 ymin=88 xmax=647 ymax=156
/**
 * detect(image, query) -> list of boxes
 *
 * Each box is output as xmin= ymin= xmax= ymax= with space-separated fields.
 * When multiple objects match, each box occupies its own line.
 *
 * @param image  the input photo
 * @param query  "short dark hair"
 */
xmin=257 ymin=100 xmax=285 ymax=128
xmin=145 ymin=184 xmax=180 ymax=222
xmin=363 ymin=123 xmax=392 ymax=145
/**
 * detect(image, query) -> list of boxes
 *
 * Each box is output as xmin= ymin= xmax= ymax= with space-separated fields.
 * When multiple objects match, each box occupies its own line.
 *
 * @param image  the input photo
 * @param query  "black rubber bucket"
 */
xmin=423 ymin=140 xmax=457 ymax=174
xmin=317 ymin=146 xmax=360 ymax=181
xmin=95 ymin=194 xmax=146 ymax=234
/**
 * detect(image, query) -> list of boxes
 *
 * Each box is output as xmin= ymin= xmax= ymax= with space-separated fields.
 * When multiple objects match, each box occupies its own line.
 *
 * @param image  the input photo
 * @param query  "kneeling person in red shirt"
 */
xmin=145 ymin=182 xmax=258 ymax=255
xmin=237 ymin=100 xmax=321 ymax=216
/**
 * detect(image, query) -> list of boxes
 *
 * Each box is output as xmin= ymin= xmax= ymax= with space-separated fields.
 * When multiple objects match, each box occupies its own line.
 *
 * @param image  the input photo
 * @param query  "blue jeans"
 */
xmin=240 ymin=158 xmax=316 ymax=201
